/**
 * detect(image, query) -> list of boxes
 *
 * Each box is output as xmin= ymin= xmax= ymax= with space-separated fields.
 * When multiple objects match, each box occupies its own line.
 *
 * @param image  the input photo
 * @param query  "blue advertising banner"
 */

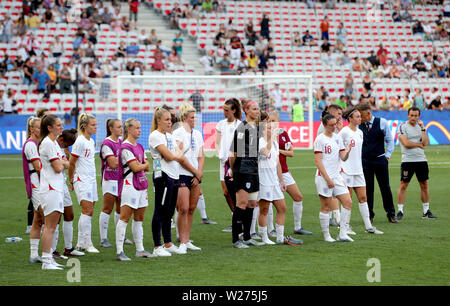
xmin=1 ymin=111 xmax=449 ymax=154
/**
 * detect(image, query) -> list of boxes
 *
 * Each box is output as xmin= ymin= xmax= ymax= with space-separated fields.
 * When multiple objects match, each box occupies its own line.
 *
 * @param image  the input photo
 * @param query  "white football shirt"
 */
xmin=173 ymin=126 xmax=204 ymax=177
xmin=39 ymin=136 xmax=64 ymax=192
xmin=258 ymin=137 xmax=280 ymax=186
xmin=121 ymin=140 xmax=138 ymax=183
xmin=338 ymin=126 xmax=363 ymax=175
xmin=148 ymin=130 xmax=180 ymax=179
xmin=314 ymin=133 xmax=345 ymax=178
xmin=71 ymin=134 xmax=96 ymax=182
xmin=216 ymin=119 xmax=241 ymax=162
xmin=24 ymin=140 xmax=40 ymax=189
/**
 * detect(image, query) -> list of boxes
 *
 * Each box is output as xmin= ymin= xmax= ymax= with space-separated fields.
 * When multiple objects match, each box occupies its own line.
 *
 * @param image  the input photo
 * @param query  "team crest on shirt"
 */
xmin=282 ymin=136 xmax=286 ymax=142
xmin=246 ymin=182 xmax=251 ymax=189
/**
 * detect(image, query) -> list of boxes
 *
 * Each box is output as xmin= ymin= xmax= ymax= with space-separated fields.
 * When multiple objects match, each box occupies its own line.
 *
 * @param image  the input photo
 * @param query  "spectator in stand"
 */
xmin=229 ymin=30 xmax=243 ymax=68
xmin=152 ymin=47 xmax=165 ymax=71
xmin=111 ymin=17 xmax=122 ymax=32
xmin=255 ymin=35 xmax=267 ymax=57
xmin=317 ymin=94 xmax=327 ymax=111
xmin=247 ymin=50 xmax=259 ymax=72
xmin=367 ymin=50 xmax=379 ymax=68
xmin=42 ymin=6 xmax=54 ymax=24
xmin=269 ymin=83 xmax=284 ymax=112
xmin=302 ymin=30 xmax=317 ymax=46
xmin=169 ymin=3 xmax=183 ymax=29
xmin=392 ymin=7 xmax=402 ymax=22
xmin=129 ymin=0 xmax=139 ymax=24
xmin=444 ymin=97 xmax=450 ymax=110
xmin=32 ymin=66 xmax=51 ymax=98
xmin=422 ymin=20 xmax=434 ymax=40
xmin=265 ymin=38 xmax=276 ymax=63
xmin=47 ymin=64 xmax=58 ymax=94
xmin=413 ymin=56 xmax=427 ymax=73
xmin=413 ymin=88 xmax=426 ymax=110
xmin=190 ymin=4 xmax=204 ymax=20
xmin=363 ymin=72 xmax=376 ymax=94
xmin=412 ymin=20 xmax=424 ymax=35
xmin=218 ymin=53 xmax=232 ymax=75
xmin=378 ymin=63 xmax=392 ymax=78
xmin=320 ymin=38 xmax=332 ymax=54
xmin=376 ymin=44 xmax=388 ymax=66
xmin=59 ymin=64 xmax=72 ymax=94
xmin=1 ymin=88 xmax=17 ymax=114
xmin=213 ymin=23 xmax=227 ymax=46
xmin=337 ymin=51 xmax=351 ymax=67
xmin=215 ymin=42 xmax=227 ymax=63
xmin=28 ymin=12 xmax=41 ymax=33
xmin=245 ymin=18 xmax=257 ymax=46
xmin=202 ymin=0 xmax=213 ymax=13
xmin=167 ymin=48 xmax=184 ymax=69
xmin=359 ymin=87 xmax=376 ymax=107
xmin=258 ymin=49 xmax=269 ymax=71
xmin=434 ymin=55 xmax=447 ymax=78
xmin=344 ymin=73 xmax=355 ymax=101
xmin=292 ymin=31 xmax=303 ymax=48
xmin=353 ymin=57 xmax=364 ymax=73
xmin=260 ymin=13 xmax=271 ymax=40
xmin=336 ymin=22 xmax=347 ymax=47
xmin=199 ymin=49 xmax=215 ymax=75
xmin=172 ymin=32 xmax=184 ymax=57
xmin=50 ymin=36 xmax=64 ymax=60
xmin=23 ymin=58 xmax=34 ymax=85
xmin=320 ymin=16 xmax=330 ymax=41
xmin=87 ymin=22 xmax=98 ymax=45
xmin=322 ymin=49 xmax=335 ymax=67
xmin=121 ymin=16 xmax=131 ymax=32
xmin=402 ymin=7 xmax=413 ymax=22
xmin=429 ymin=95 xmax=443 ymax=110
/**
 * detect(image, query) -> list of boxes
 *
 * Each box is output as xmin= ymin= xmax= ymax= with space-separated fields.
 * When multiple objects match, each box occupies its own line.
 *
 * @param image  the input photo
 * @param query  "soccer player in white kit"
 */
xmin=38 ymin=114 xmax=68 ymax=270
xmin=173 ymin=103 xmax=204 ymax=252
xmin=314 ymin=114 xmax=354 ymax=242
xmin=68 ymin=113 xmax=99 ymax=253
xmin=56 ymin=129 xmax=86 ymax=257
xmin=116 ymin=118 xmax=154 ymax=261
xmin=23 ymin=117 xmax=45 ymax=263
xmin=339 ymin=107 xmax=383 ymax=235
xmin=257 ymin=120 xmax=303 ymax=246
xmin=215 ymin=98 xmax=242 ymax=232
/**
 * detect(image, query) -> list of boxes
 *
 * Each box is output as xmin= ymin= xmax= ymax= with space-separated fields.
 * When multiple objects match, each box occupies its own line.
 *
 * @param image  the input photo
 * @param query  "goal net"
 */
xmin=92 ymin=75 xmax=313 ymax=154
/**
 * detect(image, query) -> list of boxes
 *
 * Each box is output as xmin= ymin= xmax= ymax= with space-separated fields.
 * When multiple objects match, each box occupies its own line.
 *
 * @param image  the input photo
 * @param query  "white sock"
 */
xmin=99 ymin=212 xmax=110 ymax=241
xmin=293 ymin=201 xmax=303 ymax=230
xmin=42 ymin=252 xmax=52 ymax=264
xmin=197 ymin=194 xmax=208 ymax=219
xmin=132 ymin=220 xmax=144 ymax=252
xmin=84 ymin=214 xmax=92 ymax=247
xmin=259 ymin=226 xmax=269 ymax=242
xmin=116 ymin=219 xmax=127 ymax=254
xmin=267 ymin=204 xmax=274 ymax=232
xmin=30 ymin=238 xmax=40 ymax=258
xmin=358 ymin=202 xmax=372 ymax=230
xmin=77 ymin=216 xmax=84 ymax=248
xmin=422 ymin=202 xmax=430 ymax=214
xmin=339 ymin=207 xmax=351 ymax=237
xmin=63 ymin=220 xmax=73 ymax=249
xmin=250 ymin=206 xmax=259 ymax=235
xmin=333 ymin=209 xmax=341 ymax=226
xmin=52 ymin=227 xmax=59 ymax=252
xmin=319 ymin=212 xmax=331 ymax=239
xmin=275 ymin=223 xmax=284 ymax=243
xmin=398 ymin=204 xmax=404 ymax=213
xmin=114 ymin=212 xmax=120 ymax=227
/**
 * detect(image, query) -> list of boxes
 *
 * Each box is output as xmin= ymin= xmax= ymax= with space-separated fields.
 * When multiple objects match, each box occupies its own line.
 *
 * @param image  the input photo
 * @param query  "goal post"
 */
xmin=98 ymin=74 xmax=314 ymax=154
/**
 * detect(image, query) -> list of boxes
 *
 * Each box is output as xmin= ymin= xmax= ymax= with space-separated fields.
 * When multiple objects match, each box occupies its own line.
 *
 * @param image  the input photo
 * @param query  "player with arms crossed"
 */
xmin=314 ymin=114 xmax=354 ymax=242
xmin=116 ymin=118 xmax=154 ymax=261
xmin=339 ymin=107 xmax=384 ymax=234
xmin=396 ymin=107 xmax=437 ymax=220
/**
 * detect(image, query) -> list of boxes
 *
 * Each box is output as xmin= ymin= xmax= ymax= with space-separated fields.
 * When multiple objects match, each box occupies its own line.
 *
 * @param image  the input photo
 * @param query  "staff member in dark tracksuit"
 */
xmin=357 ymin=104 xmax=398 ymax=224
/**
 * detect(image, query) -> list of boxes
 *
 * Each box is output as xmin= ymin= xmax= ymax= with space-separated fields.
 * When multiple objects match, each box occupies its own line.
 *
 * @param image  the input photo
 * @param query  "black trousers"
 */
xmin=362 ymin=157 xmax=396 ymax=219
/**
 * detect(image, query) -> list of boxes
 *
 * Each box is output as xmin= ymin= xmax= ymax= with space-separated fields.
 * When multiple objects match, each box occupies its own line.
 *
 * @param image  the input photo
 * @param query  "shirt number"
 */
xmin=324 ymin=145 xmax=332 ymax=154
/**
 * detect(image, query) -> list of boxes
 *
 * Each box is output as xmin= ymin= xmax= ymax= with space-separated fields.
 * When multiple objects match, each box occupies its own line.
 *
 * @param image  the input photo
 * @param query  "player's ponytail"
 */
xmin=269 ymin=110 xmax=280 ymax=122
xmin=151 ymin=107 xmax=170 ymax=133
xmin=106 ymin=118 xmax=121 ymax=137
xmin=77 ymin=113 xmax=96 ymax=135
xmin=61 ymin=128 xmax=77 ymax=147
xmin=342 ymin=107 xmax=358 ymax=121
xmin=26 ymin=116 xmax=41 ymax=139
xmin=123 ymin=118 xmax=137 ymax=140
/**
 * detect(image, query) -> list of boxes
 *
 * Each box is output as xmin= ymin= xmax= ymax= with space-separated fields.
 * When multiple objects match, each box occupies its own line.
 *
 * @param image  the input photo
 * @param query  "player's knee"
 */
xmin=399 ymin=181 xmax=409 ymax=191
xmin=359 ymin=196 xmax=367 ymax=203
xmin=293 ymin=193 xmax=303 ymax=202
xmin=64 ymin=212 xmax=74 ymax=221
xmin=419 ymin=180 xmax=428 ymax=189
xmin=102 ymin=207 xmax=113 ymax=215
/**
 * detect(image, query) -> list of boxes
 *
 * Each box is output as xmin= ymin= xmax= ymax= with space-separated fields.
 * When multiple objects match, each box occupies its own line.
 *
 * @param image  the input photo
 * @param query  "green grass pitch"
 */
xmin=1 ymin=146 xmax=449 ymax=286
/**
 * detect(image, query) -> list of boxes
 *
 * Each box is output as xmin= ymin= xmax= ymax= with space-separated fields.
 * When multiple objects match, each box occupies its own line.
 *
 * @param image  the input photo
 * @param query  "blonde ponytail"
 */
xmin=151 ymin=107 xmax=170 ymax=133
xmin=77 ymin=113 xmax=96 ymax=135
xmin=26 ymin=116 xmax=41 ymax=139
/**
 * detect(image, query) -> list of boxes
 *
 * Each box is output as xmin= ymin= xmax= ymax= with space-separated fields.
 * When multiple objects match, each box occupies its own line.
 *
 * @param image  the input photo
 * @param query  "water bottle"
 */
xmin=5 ymin=237 xmax=23 ymax=243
